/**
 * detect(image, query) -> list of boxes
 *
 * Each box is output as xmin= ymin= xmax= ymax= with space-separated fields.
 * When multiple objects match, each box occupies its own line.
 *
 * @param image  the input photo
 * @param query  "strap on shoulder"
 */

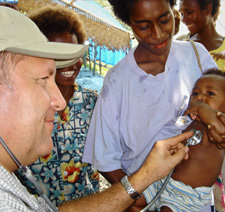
xmin=190 ymin=40 xmax=203 ymax=73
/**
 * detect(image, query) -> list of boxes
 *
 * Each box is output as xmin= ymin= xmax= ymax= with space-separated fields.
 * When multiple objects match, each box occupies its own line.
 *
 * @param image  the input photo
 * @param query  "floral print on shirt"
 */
xmin=17 ymin=83 xmax=99 ymax=207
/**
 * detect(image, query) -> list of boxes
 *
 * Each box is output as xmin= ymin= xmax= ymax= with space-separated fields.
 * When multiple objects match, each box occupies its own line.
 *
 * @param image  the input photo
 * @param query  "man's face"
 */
xmin=189 ymin=74 xmax=225 ymax=113
xmin=0 ymin=56 xmax=66 ymax=168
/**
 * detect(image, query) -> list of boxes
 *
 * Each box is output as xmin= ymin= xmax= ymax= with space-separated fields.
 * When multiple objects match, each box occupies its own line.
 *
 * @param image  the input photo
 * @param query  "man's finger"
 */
xmin=164 ymin=131 xmax=193 ymax=146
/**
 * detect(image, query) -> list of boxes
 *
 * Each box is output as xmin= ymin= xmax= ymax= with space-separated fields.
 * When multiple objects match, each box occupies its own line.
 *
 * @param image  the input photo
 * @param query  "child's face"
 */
xmin=190 ymin=74 xmax=225 ymax=113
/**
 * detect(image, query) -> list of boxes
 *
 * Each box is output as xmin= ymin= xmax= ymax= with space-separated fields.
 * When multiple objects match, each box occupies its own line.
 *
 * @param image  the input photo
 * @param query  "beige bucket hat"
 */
xmin=0 ymin=6 xmax=88 ymax=68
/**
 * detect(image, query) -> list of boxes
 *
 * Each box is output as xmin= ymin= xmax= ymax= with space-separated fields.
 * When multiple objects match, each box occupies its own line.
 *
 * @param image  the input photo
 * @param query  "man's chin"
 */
xmin=39 ymin=138 xmax=53 ymax=157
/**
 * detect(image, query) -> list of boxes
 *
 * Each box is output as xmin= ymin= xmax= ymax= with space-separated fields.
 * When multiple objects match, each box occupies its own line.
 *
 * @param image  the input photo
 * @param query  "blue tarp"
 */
xmin=89 ymin=43 xmax=127 ymax=66
xmin=0 ymin=0 xmax=17 ymax=2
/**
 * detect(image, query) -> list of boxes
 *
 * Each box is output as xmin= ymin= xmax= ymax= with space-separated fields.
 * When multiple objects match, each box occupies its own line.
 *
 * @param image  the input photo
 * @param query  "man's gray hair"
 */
xmin=0 ymin=52 xmax=23 ymax=86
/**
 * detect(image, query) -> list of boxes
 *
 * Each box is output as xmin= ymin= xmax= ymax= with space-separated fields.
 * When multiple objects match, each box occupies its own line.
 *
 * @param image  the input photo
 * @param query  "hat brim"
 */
xmin=55 ymin=58 xmax=81 ymax=69
xmin=5 ymin=42 xmax=88 ymax=68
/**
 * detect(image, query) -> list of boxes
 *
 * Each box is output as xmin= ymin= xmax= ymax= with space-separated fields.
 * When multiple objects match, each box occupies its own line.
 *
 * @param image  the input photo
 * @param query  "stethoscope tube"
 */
xmin=140 ymin=129 xmax=202 ymax=212
xmin=0 ymin=136 xmax=59 ymax=212
xmin=0 ymin=129 xmax=202 ymax=212
xmin=140 ymin=168 xmax=175 ymax=212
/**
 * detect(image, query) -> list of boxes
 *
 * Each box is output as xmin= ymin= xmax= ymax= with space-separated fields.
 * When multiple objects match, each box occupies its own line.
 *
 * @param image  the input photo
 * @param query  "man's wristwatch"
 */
xmin=120 ymin=175 xmax=142 ymax=200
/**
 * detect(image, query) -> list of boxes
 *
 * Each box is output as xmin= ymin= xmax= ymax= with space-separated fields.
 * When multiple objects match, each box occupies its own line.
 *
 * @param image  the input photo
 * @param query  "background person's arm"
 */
xmin=58 ymin=132 xmax=191 ymax=212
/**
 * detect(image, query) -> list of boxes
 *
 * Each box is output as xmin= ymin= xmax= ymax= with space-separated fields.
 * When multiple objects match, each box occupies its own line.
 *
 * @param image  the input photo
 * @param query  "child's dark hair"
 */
xmin=203 ymin=68 xmax=225 ymax=78
xmin=108 ymin=0 xmax=176 ymax=25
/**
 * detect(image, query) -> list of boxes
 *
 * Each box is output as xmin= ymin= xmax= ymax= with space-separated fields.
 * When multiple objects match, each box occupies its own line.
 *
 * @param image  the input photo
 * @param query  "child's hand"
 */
xmin=185 ymin=102 xmax=225 ymax=148
xmin=183 ymin=101 xmax=206 ymax=120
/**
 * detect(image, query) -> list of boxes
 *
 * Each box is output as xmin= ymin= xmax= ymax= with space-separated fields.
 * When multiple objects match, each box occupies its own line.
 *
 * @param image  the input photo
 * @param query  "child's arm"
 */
xmin=184 ymin=101 xmax=225 ymax=148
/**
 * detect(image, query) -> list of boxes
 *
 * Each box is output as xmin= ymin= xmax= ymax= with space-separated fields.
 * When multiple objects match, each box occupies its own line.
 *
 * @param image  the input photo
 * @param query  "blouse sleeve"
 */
xmin=82 ymin=70 xmax=124 ymax=172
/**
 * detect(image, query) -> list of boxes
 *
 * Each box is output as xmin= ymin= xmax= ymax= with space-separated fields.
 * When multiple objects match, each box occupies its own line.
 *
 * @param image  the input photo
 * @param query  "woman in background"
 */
xmin=82 ymin=0 xmax=223 ymax=211
xmin=178 ymin=0 xmax=225 ymax=71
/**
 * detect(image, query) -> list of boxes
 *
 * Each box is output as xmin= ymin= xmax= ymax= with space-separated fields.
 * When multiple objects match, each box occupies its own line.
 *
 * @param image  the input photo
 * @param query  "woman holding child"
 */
xmin=83 ymin=0 xmax=225 ymax=211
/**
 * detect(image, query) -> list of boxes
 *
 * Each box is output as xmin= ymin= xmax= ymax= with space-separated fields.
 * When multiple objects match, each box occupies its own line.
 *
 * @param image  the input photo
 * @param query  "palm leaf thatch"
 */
xmin=18 ymin=0 xmax=131 ymax=51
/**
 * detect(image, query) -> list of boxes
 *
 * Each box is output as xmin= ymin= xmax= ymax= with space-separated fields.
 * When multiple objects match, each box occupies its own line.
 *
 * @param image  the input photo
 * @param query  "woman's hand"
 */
xmin=207 ymin=112 xmax=225 ymax=149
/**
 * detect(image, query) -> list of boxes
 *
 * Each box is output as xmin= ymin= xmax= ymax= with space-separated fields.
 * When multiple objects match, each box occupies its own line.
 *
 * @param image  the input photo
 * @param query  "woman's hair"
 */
xmin=108 ymin=0 xmax=176 ymax=25
xmin=28 ymin=4 xmax=87 ymax=44
xmin=0 ymin=3 xmax=19 ymax=10
xmin=195 ymin=0 xmax=221 ymax=21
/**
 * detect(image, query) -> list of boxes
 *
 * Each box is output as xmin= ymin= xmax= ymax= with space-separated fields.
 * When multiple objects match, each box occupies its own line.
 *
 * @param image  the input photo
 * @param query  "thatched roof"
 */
xmin=18 ymin=0 xmax=131 ymax=51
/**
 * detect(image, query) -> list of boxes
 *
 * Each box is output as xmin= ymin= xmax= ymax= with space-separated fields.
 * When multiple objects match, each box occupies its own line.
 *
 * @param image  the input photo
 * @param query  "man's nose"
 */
xmin=50 ymin=83 xmax=66 ymax=111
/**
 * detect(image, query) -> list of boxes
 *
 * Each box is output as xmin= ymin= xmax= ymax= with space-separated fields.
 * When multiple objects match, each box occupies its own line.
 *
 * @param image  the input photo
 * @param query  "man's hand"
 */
xmin=140 ymin=132 xmax=191 ymax=183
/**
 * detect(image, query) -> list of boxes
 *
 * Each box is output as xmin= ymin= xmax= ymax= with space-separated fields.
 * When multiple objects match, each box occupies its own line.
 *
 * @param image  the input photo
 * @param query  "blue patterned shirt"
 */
xmin=17 ymin=83 xmax=99 ymax=207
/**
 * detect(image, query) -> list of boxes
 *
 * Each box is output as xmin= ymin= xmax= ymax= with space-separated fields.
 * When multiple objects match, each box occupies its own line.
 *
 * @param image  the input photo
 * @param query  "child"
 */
xmin=130 ymin=68 xmax=225 ymax=212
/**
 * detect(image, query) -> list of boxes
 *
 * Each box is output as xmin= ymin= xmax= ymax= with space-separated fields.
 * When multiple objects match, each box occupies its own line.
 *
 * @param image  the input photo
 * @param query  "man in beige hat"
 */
xmin=0 ymin=6 xmax=191 ymax=212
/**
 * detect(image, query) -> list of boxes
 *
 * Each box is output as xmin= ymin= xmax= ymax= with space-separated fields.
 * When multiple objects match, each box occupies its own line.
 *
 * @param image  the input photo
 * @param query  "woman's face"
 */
xmin=48 ymin=32 xmax=82 ymax=88
xmin=129 ymin=0 xmax=174 ymax=56
xmin=179 ymin=0 xmax=210 ymax=35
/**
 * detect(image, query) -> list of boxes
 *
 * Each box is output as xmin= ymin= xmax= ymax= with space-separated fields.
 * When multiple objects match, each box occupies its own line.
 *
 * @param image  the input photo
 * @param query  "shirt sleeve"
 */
xmin=82 ymin=71 xmax=124 ymax=172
